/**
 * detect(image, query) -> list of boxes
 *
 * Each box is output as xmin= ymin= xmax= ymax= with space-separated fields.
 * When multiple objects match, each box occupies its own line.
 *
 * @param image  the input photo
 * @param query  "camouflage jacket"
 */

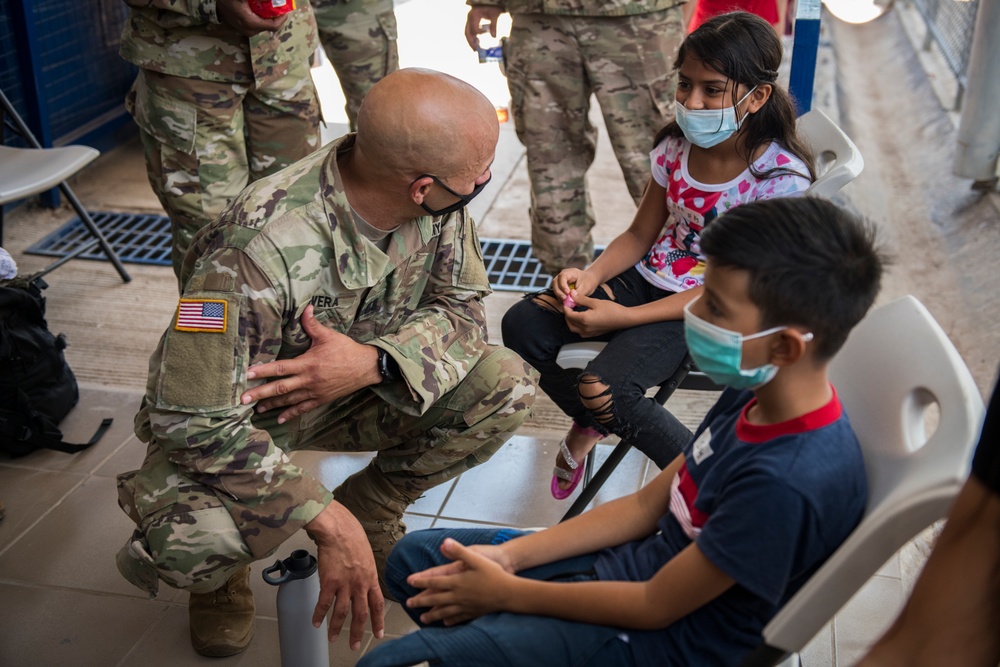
xmin=466 ymin=0 xmax=682 ymax=16
xmin=133 ymin=134 xmax=493 ymax=557
xmin=120 ymin=0 xmax=318 ymax=86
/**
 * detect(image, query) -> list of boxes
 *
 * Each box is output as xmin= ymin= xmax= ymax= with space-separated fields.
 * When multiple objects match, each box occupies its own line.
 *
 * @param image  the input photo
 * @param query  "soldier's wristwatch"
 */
xmin=376 ymin=348 xmax=399 ymax=384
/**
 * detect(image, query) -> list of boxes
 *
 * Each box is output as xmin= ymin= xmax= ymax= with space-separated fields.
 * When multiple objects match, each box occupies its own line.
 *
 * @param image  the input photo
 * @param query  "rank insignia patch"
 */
xmin=175 ymin=299 xmax=227 ymax=333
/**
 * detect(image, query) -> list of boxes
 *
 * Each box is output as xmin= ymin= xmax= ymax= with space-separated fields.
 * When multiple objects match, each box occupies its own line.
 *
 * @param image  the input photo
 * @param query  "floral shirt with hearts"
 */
xmin=635 ymin=135 xmax=812 ymax=293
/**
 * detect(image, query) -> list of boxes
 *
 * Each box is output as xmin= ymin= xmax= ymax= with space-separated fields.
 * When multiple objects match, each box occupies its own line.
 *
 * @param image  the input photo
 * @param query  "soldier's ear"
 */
xmin=409 ymin=176 xmax=435 ymax=205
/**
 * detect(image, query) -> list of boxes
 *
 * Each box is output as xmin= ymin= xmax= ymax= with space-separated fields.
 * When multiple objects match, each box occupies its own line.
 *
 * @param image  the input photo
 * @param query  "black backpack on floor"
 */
xmin=0 ymin=275 xmax=111 ymax=457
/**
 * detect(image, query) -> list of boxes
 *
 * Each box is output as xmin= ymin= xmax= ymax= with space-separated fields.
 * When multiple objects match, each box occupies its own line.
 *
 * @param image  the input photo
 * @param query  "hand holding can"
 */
xmin=248 ymin=0 xmax=295 ymax=19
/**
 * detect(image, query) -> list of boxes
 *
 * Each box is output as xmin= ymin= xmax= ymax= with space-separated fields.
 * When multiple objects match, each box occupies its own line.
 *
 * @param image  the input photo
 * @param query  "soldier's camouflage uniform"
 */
xmin=120 ymin=0 xmax=322 ymax=283
xmin=115 ymin=135 xmax=539 ymax=596
xmin=313 ymin=0 xmax=399 ymax=130
xmin=468 ymin=0 xmax=685 ymax=274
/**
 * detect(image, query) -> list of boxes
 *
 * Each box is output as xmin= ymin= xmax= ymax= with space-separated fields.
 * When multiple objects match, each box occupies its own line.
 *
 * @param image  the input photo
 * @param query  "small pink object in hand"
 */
xmin=563 ymin=282 xmax=577 ymax=309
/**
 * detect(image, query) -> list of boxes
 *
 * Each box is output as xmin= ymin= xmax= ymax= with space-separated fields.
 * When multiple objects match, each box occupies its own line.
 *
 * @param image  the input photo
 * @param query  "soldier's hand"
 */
xmin=465 ymin=7 xmax=503 ymax=51
xmin=217 ymin=0 xmax=288 ymax=36
xmin=242 ymin=305 xmax=382 ymax=422
xmin=305 ymin=501 xmax=385 ymax=649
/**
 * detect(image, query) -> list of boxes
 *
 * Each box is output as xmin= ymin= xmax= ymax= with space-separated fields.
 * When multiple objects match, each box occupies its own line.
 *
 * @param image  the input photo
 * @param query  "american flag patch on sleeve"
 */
xmin=175 ymin=298 xmax=228 ymax=333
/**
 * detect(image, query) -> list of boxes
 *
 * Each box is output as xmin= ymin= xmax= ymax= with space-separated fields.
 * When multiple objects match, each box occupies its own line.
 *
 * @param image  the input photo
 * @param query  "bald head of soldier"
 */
xmin=347 ymin=68 xmax=498 ymax=227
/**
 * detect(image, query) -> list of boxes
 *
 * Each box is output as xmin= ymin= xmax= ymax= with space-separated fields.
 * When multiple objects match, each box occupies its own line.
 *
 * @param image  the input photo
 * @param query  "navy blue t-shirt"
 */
xmin=594 ymin=387 xmax=868 ymax=667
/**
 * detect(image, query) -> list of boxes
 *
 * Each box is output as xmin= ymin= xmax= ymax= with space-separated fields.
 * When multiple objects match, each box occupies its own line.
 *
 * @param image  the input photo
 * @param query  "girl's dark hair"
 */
xmin=654 ymin=11 xmax=815 ymax=181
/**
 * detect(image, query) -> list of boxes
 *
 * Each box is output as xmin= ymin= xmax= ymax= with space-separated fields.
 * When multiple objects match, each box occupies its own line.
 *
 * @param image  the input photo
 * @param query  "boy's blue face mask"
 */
xmin=683 ymin=297 xmax=813 ymax=390
xmin=674 ymin=86 xmax=757 ymax=149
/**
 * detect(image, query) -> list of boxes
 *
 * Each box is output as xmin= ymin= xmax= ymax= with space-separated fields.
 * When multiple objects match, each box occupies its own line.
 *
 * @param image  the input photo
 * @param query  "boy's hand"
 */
xmin=563 ymin=292 xmax=629 ymax=338
xmin=406 ymin=539 xmax=514 ymax=625
xmin=408 ymin=541 xmax=514 ymax=582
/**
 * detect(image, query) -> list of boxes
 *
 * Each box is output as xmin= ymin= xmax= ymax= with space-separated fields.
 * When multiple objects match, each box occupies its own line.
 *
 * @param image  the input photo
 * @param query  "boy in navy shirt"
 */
xmin=358 ymin=197 xmax=887 ymax=667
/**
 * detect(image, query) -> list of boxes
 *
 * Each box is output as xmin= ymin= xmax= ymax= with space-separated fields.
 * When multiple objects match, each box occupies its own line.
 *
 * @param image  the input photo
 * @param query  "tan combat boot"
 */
xmin=188 ymin=566 xmax=255 ymax=657
xmin=333 ymin=466 xmax=414 ymax=601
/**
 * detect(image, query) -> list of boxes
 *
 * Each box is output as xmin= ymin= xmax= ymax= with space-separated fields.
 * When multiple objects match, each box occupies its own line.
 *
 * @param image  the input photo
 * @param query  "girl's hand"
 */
xmin=406 ymin=539 xmax=515 ymax=625
xmin=552 ymin=268 xmax=585 ymax=302
xmin=563 ymin=292 xmax=629 ymax=338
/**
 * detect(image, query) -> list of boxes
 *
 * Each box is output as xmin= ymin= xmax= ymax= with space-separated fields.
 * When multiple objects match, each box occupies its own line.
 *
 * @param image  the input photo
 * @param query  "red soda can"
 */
xmin=248 ymin=0 xmax=296 ymax=18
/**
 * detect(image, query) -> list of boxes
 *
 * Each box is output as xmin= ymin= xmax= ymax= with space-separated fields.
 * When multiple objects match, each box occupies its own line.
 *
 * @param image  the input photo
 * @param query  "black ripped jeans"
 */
xmin=501 ymin=267 xmax=692 ymax=468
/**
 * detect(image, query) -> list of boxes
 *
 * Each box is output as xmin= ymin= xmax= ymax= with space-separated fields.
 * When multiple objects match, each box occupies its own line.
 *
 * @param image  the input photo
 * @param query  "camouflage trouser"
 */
xmin=115 ymin=346 xmax=538 ymax=596
xmin=505 ymin=7 xmax=684 ymax=274
xmin=126 ymin=64 xmax=320 ymax=285
xmin=313 ymin=0 xmax=399 ymax=130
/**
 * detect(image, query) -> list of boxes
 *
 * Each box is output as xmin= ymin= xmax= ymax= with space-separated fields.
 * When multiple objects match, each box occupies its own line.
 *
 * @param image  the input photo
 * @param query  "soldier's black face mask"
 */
xmin=417 ymin=173 xmax=491 ymax=217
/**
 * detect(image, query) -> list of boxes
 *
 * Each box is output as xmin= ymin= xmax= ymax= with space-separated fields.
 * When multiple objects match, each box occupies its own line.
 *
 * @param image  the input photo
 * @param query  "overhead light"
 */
xmin=821 ymin=0 xmax=894 ymax=24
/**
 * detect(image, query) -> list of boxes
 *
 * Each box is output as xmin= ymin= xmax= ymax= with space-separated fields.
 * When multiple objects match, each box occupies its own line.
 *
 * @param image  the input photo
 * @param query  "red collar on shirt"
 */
xmin=735 ymin=385 xmax=842 ymax=444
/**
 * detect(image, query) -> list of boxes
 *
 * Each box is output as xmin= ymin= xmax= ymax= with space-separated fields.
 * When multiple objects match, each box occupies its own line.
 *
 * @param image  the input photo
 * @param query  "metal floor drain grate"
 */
xmin=27 ymin=211 xmax=173 ymax=266
xmin=481 ymin=238 xmax=551 ymax=292
xmin=27 ymin=212 xmax=597 ymax=292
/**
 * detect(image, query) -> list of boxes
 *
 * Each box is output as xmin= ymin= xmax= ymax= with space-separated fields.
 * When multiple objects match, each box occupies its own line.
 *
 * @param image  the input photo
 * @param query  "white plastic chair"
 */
xmin=0 ymin=87 xmax=130 ymax=282
xmin=741 ymin=295 xmax=986 ymax=666
xmin=798 ymin=107 xmax=865 ymax=198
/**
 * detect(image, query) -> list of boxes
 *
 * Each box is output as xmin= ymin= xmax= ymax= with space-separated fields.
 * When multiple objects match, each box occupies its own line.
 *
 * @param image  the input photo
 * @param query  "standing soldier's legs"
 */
xmin=244 ymin=58 xmax=322 ymax=182
xmin=293 ymin=346 xmax=538 ymax=595
xmin=126 ymin=71 xmax=251 ymax=285
xmin=313 ymin=0 xmax=399 ymax=130
xmin=583 ymin=9 xmax=683 ymax=203
xmin=506 ymin=14 xmax=597 ymax=275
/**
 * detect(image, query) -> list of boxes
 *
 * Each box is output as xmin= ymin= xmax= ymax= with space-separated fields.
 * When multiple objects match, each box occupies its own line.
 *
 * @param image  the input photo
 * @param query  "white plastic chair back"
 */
xmin=0 ymin=144 xmax=99 ymax=205
xmin=757 ymin=295 xmax=985 ymax=659
xmin=798 ymin=108 xmax=865 ymax=198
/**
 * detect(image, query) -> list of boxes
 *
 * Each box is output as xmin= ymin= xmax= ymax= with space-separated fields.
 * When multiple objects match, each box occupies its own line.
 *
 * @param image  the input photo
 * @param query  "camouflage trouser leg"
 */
xmin=114 ymin=347 xmax=536 ymax=597
xmin=116 ymin=445 xmax=259 ymax=597
xmin=126 ymin=64 xmax=319 ymax=285
xmin=313 ymin=0 xmax=399 ymax=130
xmin=292 ymin=346 xmax=538 ymax=498
xmin=506 ymin=9 xmax=683 ymax=275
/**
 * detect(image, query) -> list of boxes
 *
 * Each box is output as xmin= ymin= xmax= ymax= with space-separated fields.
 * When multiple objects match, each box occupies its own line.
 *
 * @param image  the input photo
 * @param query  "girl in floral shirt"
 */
xmin=502 ymin=11 xmax=815 ymax=497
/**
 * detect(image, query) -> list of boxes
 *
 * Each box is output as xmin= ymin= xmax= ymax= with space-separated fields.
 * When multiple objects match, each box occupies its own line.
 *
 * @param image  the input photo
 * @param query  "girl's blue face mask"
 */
xmin=683 ymin=297 xmax=813 ymax=390
xmin=674 ymin=86 xmax=757 ymax=149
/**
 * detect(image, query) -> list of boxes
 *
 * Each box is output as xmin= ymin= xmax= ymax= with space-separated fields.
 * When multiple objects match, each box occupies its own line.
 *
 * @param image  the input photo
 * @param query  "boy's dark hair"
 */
xmin=655 ymin=11 xmax=815 ymax=181
xmin=700 ymin=197 xmax=887 ymax=359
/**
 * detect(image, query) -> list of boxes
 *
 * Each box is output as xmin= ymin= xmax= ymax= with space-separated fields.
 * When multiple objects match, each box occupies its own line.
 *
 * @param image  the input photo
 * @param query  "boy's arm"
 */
xmin=506 ymin=542 xmax=734 ymax=630
xmin=503 ymin=454 xmax=686 ymax=572
xmin=413 ymin=537 xmax=734 ymax=630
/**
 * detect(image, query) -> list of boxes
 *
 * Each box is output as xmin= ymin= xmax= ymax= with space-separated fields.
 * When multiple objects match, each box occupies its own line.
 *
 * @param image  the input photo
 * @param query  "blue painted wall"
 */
xmin=1 ymin=0 xmax=136 ymax=153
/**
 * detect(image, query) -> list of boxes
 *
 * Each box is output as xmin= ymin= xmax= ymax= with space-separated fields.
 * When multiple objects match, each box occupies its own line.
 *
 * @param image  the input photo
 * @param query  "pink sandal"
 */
xmin=551 ymin=437 xmax=585 ymax=500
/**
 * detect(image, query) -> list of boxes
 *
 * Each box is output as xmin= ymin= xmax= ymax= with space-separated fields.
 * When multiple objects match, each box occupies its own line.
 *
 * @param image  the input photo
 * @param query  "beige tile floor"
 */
xmin=4 ymin=2 xmax=1000 ymax=666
